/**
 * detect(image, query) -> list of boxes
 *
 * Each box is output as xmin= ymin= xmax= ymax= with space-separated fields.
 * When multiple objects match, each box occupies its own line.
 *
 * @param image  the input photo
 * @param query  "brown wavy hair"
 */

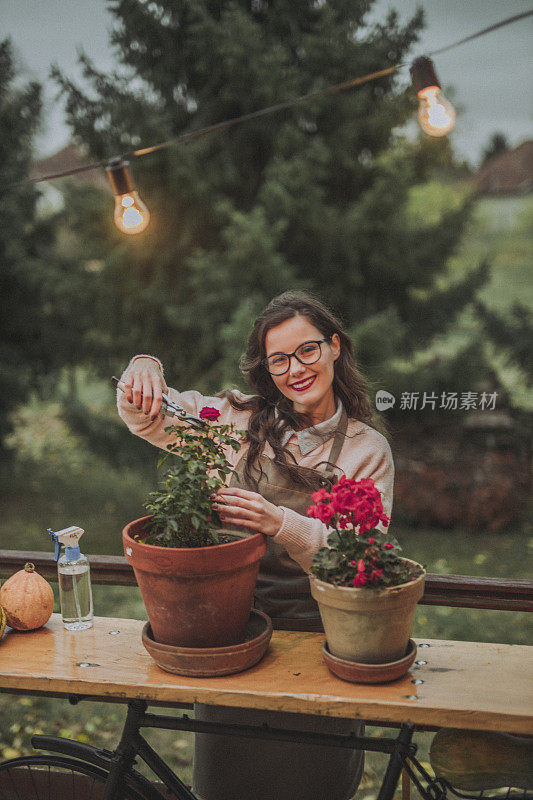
xmin=221 ymin=291 xmax=380 ymax=488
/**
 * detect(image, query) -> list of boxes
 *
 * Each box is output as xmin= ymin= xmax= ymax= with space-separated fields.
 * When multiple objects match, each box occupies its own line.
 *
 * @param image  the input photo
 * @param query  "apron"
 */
xmin=193 ymin=409 xmax=365 ymax=800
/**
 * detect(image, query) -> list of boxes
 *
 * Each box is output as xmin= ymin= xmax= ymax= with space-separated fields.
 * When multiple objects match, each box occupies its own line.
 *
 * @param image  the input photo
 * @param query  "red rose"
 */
xmin=353 ymin=572 xmax=369 ymax=587
xmin=384 ymin=543 xmax=394 ymax=550
xmin=199 ymin=406 xmax=221 ymax=421
xmin=368 ymin=537 xmax=375 ymax=545
xmin=357 ymin=558 xmax=366 ymax=573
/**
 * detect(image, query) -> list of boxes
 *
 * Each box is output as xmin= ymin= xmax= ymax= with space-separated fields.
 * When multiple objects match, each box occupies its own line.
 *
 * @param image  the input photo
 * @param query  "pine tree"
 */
xmin=475 ymin=301 xmax=533 ymax=385
xmin=481 ymin=132 xmax=509 ymax=166
xmin=53 ymin=0 xmax=489 ymax=415
xmin=0 ymin=40 xmax=103 ymax=452
xmin=0 ymin=41 xmax=46 ymax=446
xmin=0 ymin=42 xmax=61 ymax=449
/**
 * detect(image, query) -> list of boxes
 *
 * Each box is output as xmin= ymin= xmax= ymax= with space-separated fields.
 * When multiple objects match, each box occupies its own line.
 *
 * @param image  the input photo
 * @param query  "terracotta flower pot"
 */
xmin=123 ymin=516 xmax=266 ymax=648
xmin=310 ymin=559 xmax=426 ymax=664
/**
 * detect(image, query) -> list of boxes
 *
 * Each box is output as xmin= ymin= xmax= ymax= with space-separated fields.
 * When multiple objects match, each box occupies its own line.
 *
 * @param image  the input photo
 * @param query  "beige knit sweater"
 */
xmin=117 ymin=364 xmax=394 ymax=574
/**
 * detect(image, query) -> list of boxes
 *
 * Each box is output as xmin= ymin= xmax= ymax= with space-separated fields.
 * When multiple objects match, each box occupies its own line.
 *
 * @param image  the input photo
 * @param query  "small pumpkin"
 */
xmin=0 ymin=563 xmax=54 ymax=630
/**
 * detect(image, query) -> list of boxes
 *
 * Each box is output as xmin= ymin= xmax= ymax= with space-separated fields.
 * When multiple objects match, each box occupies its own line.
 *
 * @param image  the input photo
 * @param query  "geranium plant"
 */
xmin=141 ymin=407 xmax=245 ymax=548
xmin=308 ymin=476 xmax=423 ymax=588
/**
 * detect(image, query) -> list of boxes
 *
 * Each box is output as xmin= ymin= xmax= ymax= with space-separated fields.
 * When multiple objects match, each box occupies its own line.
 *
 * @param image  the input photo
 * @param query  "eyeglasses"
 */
xmin=263 ymin=339 xmax=330 ymax=376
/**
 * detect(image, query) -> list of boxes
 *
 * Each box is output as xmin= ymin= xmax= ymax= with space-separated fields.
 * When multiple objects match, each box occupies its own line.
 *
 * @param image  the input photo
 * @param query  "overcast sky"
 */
xmin=2 ymin=0 xmax=532 ymax=166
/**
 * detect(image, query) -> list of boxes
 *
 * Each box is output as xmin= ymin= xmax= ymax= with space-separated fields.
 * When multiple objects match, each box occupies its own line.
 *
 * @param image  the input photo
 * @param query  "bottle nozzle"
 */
xmin=48 ymin=526 xmax=85 ymax=561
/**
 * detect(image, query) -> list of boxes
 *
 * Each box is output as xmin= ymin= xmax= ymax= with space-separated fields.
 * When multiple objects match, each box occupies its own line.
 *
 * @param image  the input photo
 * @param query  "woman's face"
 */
xmin=264 ymin=315 xmax=340 ymax=422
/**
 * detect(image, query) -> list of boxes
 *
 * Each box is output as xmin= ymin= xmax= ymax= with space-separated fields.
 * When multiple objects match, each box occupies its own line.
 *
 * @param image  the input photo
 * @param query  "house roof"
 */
xmin=475 ymin=140 xmax=533 ymax=196
xmin=31 ymin=144 xmax=110 ymax=192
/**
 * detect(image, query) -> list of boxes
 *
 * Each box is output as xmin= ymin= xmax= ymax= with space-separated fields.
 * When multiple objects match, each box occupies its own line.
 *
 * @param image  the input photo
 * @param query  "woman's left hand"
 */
xmin=212 ymin=487 xmax=283 ymax=536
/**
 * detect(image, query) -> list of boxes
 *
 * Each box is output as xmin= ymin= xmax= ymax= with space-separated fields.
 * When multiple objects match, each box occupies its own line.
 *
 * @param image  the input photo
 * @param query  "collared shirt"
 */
xmin=280 ymin=400 xmax=343 ymax=456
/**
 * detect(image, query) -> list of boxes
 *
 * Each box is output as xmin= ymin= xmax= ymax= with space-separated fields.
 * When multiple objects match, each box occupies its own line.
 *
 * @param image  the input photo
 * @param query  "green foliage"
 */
xmin=408 ymin=132 xmax=472 ymax=182
xmin=0 ymin=41 xmax=52 ymax=445
xmin=61 ymin=397 xmax=159 ymax=470
xmin=0 ymin=41 xmax=104 ymax=451
xmin=310 ymin=527 xmax=422 ymax=587
xmin=2 ymin=395 xmax=150 ymax=553
xmin=143 ymin=416 xmax=244 ymax=547
xmin=475 ymin=300 xmax=533 ymax=386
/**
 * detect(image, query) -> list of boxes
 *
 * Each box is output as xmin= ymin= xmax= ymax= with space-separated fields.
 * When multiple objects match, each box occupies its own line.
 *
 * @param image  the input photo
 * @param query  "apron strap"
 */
xmin=323 ymin=406 xmax=348 ymax=478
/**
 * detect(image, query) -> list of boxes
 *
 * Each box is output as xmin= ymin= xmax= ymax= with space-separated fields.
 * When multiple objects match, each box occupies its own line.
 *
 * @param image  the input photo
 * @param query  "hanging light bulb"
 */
xmin=105 ymin=159 xmax=150 ymax=235
xmin=410 ymin=56 xmax=456 ymax=138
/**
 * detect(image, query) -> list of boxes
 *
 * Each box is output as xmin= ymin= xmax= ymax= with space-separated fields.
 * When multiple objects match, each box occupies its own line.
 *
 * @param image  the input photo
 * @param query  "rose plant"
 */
xmin=123 ymin=406 xmax=266 ymax=649
xmin=308 ymin=476 xmax=424 ymax=588
xmin=141 ymin=407 xmax=245 ymax=548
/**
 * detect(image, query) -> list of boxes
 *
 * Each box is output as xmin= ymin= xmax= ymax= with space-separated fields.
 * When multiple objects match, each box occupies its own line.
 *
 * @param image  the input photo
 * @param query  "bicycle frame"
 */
xmin=29 ymin=697 xmax=533 ymax=800
xmin=29 ymin=696 xmax=426 ymax=800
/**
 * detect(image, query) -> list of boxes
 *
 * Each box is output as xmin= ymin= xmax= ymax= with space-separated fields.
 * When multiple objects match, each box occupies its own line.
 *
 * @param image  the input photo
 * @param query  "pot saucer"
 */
xmin=142 ymin=609 xmax=273 ymax=677
xmin=322 ymin=639 xmax=417 ymax=684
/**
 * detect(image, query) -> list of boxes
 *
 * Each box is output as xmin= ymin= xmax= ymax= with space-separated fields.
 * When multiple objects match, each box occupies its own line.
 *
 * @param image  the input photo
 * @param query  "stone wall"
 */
xmin=391 ymin=422 xmax=531 ymax=531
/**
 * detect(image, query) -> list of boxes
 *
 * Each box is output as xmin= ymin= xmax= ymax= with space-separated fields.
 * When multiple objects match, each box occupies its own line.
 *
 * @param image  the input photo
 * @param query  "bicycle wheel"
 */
xmin=0 ymin=754 xmax=154 ymax=800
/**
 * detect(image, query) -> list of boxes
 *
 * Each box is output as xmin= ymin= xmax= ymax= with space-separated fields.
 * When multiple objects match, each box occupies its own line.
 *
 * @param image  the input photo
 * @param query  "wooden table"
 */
xmin=1 ymin=614 xmax=531 ymax=735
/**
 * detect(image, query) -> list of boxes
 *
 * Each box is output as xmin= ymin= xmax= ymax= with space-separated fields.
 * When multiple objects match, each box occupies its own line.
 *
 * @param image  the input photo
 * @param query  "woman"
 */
xmin=118 ymin=291 xmax=393 ymax=800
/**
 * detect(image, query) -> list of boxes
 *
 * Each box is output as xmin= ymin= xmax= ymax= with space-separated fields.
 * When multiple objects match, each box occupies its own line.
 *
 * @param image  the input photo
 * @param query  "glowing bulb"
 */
xmin=417 ymin=86 xmax=456 ymax=138
xmin=105 ymin=159 xmax=150 ymax=235
xmin=410 ymin=56 xmax=456 ymax=138
xmin=114 ymin=191 xmax=150 ymax=235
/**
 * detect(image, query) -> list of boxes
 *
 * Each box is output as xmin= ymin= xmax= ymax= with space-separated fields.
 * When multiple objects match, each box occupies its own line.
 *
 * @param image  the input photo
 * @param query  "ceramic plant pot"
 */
xmin=310 ymin=559 xmax=426 ymax=664
xmin=123 ymin=516 xmax=266 ymax=648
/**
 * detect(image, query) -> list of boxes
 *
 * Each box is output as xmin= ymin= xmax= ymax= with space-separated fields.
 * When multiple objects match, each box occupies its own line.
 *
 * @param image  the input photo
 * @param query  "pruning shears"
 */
xmin=112 ymin=376 xmax=208 ymax=426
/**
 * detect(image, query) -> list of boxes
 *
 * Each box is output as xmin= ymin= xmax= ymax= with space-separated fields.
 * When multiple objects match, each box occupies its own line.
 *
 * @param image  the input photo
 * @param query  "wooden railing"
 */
xmin=0 ymin=550 xmax=531 ymax=612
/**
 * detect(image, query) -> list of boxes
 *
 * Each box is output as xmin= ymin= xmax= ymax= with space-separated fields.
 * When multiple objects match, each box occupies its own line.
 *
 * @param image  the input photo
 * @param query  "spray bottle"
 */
xmin=48 ymin=526 xmax=93 ymax=631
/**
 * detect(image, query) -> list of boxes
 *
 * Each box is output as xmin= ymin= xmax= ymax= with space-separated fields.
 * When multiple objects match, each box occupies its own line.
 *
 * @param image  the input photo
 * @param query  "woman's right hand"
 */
xmin=122 ymin=357 xmax=168 ymax=419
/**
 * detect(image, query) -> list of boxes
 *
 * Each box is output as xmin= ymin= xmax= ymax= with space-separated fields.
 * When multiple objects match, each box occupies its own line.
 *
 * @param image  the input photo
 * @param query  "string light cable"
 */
xmin=2 ymin=9 xmax=531 ymax=194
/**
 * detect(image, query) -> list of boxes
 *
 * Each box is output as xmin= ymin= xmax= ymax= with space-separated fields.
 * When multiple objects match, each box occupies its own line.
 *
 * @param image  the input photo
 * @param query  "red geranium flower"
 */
xmin=317 ymin=504 xmax=336 ymax=524
xmin=307 ymin=476 xmax=390 ymax=533
xmin=199 ymin=406 xmax=221 ymax=421
xmin=308 ymin=476 xmax=423 ymax=590
xmin=311 ymin=487 xmax=331 ymax=504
